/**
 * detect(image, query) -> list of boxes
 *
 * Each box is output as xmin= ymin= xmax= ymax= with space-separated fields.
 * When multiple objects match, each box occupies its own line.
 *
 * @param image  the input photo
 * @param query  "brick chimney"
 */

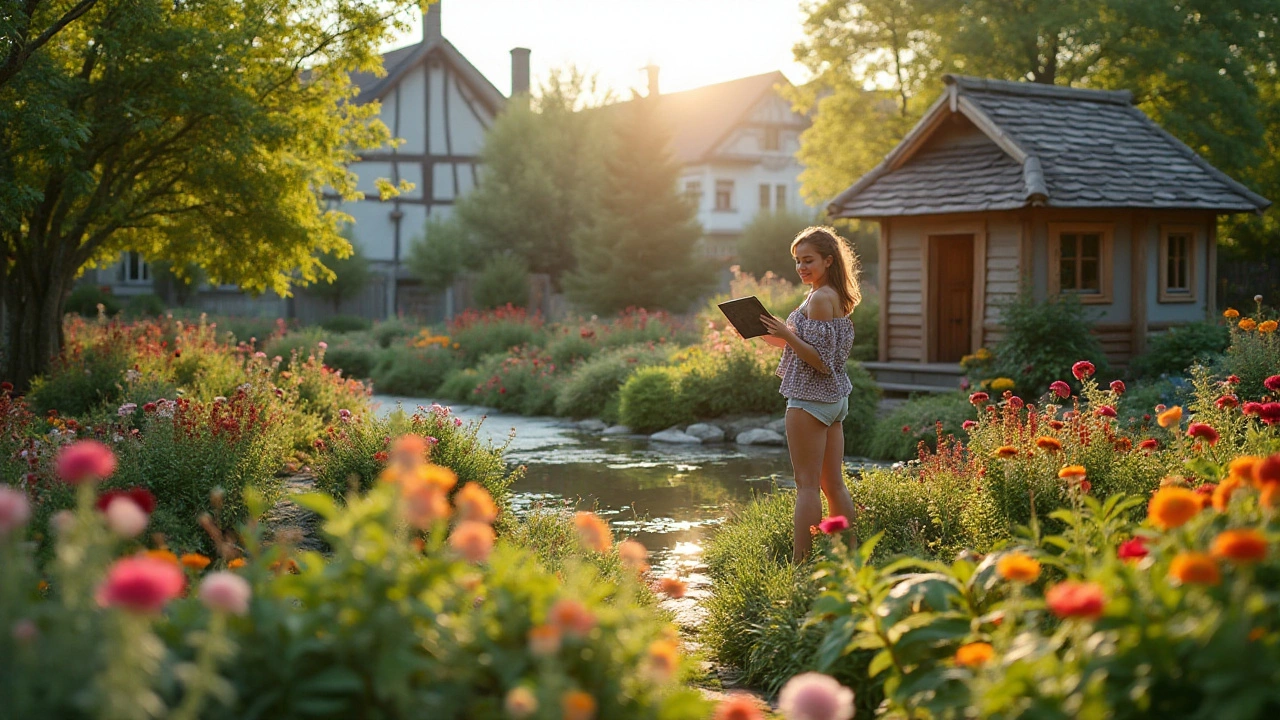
xmin=645 ymin=64 xmax=660 ymax=97
xmin=510 ymin=47 xmax=531 ymax=99
xmin=424 ymin=1 xmax=442 ymax=42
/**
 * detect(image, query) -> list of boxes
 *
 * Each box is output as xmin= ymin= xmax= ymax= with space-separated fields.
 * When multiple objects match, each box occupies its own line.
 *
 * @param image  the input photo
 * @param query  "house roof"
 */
xmin=604 ymin=71 xmax=803 ymax=164
xmin=348 ymin=36 xmax=505 ymax=116
xmin=828 ymin=75 xmax=1271 ymax=218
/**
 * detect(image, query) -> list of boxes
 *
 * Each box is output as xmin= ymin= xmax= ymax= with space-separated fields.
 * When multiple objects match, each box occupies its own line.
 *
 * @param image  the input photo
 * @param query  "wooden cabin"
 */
xmin=828 ymin=75 xmax=1271 ymax=394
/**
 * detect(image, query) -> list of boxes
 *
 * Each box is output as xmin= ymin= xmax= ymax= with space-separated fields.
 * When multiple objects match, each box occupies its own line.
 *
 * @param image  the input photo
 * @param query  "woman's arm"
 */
xmin=759 ymin=314 xmax=831 ymax=374
xmin=758 ymin=334 xmax=787 ymax=348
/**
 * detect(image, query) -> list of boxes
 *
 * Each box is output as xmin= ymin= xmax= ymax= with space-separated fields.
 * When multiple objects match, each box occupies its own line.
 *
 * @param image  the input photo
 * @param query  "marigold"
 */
xmin=954 ymin=642 xmax=995 ymax=667
xmin=528 ymin=624 xmax=562 ymax=656
xmin=1169 ymin=552 xmax=1221 ymax=585
xmin=1212 ymin=477 xmax=1245 ymax=512
xmin=454 ymin=483 xmax=499 ymax=524
xmin=713 ymin=694 xmax=766 ymax=720
xmin=993 ymin=445 xmax=1018 ymax=459
xmin=1239 ymin=318 xmax=1258 ymax=331
xmin=990 ymin=377 xmax=1015 ymax=391
xmin=1058 ymin=465 xmax=1087 ymax=484
xmin=145 ymin=549 xmax=179 ymax=565
xmin=549 ymin=598 xmax=596 ymax=637
xmin=659 ymin=576 xmax=687 ymax=599
xmin=1148 ymin=486 xmax=1202 ymax=530
xmin=1035 ymin=437 xmax=1063 ymax=452
xmin=1156 ymin=406 xmax=1183 ymax=428
xmin=181 ymin=553 xmax=211 ymax=570
xmin=448 ymin=521 xmax=496 ymax=563
xmin=1260 ymin=320 xmax=1278 ymax=333
xmin=1045 ymin=581 xmax=1105 ymax=619
xmin=573 ymin=512 xmax=612 ymax=553
xmin=227 ymin=558 xmax=247 ymax=569
xmin=1211 ymin=529 xmax=1268 ymax=563
xmin=561 ymin=690 xmax=597 ymax=720
xmin=1255 ymin=454 xmax=1280 ymax=488
xmin=997 ymin=552 xmax=1041 ymax=583
xmin=1223 ymin=308 xmax=1240 ymax=319
xmin=646 ymin=639 xmax=680 ymax=680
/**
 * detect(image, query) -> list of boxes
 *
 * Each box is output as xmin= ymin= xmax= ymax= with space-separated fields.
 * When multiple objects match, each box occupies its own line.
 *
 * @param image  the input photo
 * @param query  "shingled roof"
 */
xmin=348 ymin=36 xmax=505 ymax=116
xmin=828 ymin=75 xmax=1271 ymax=218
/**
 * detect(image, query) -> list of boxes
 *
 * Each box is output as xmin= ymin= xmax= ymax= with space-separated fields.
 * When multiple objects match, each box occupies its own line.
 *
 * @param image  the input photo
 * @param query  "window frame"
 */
xmin=758 ymin=183 xmax=771 ymax=212
xmin=763 ymin=127 xmax=780 ymax=151
xmin=1047 ymin=223 xmax=1113 ymax=304
xmin=714 ymin=180 xmax=735 ymax=213
xmin=683 ymin=179 xmax=703 ymax=209
xmin=775 ymin=184 xmax=787 ymax=212
xmin=118 ymin=251 xmax=151 ymax=285
xmin=1157 ymin=224 xmax=1198 ymax=303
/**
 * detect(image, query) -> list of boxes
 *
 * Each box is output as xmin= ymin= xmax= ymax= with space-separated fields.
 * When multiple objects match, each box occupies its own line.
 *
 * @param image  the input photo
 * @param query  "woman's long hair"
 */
xmin=790 ymin=226 xmax=862 ymax=316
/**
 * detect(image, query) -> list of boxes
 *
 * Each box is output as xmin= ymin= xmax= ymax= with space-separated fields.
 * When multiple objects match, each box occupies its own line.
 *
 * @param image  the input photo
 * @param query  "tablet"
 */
xmin=716 ymin=296 xmax=773 ymax=339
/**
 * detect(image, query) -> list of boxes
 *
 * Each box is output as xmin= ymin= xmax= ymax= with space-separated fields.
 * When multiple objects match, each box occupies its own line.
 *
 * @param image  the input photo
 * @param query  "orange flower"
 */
xmin=1156 ymin=406 xmax=1183 ymax=428
xmin=1223 ymin=308 xmax=1240 ymax=319
xmin=646 ymin=638 xmax=680 ymax=680
xmin=528 ymin=624 xmax=562 ymax=656
xmin=448 ymin=521 xmax=495 ymax=563
xmin=1148 ymin=486 xmax=1202 ymax=530
xmin=1254 ymin=454 xmax=1280 ymax=488
xmin=618 ymin=539 xmax=650 ymax=572
xmin=1263 ymin=484 xmax=1280 ymax=509
xmin=714 ymin=693 xmax=767 ymax=720
xmin=1058 ymin=465 xmax=1087 ymax=483
xmin=1169 ymin=552 xmax=1221 ymax=585
xmin=145 ymin=549 xmax=179 ymax=565
xmin=181 ymin=553 xmax=211 ymax=570
xmin=1260 ymin=320 xmax=1279 ymax=333
xmin=416 ymin=463 xmax=458 ymax=492
xmin=549 ymin=598 xmax=596 ymax=637
xmin=573 ymin=512 xmax=612 ymax=553
xmin=659 ymin=576 xmax=687 ymax=599
xmin=993 ymin=445 xmax=1018 ymax=459
xmin=400 ymin=480 xmax=450 ymax=529
xmin=1211 ymin=528 xmax=1268 ymax=563
xmin=1035 ymin=437 xmax=1063 ymax=452
xmin=390 ymin=434 xmax=429 ymax=461
xmin=561 ymin=690 xmax=597 ymax=720
xmin=996 ymin=552 xmax=1041 ymax=583
xmin=227 ymin=558 xmax=246 ymax=569
xmin=1239 ymin=318 xmax=1258 ymax=331
xmin=1229 ymin=456 xmax=1262 ymax=485
xmin=1250 ymin=627 xmax=1267 ymax=642
xmin=954 ymin=641 xmax=995 ymax=667
xmin=454 ymin=483 xmax=498 ymax=524
xmin=1212 ymin=477 xmax=1245 ymax=512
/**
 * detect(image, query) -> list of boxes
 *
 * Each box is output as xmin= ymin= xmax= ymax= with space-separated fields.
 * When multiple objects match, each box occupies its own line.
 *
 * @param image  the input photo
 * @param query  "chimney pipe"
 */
xmin=510 ymin=47 xmax=531 ymax=100
xmin=645 ymin=64 xmax=659 ymax=97
xmin=424 ymin=1 xmax=442 ymax=42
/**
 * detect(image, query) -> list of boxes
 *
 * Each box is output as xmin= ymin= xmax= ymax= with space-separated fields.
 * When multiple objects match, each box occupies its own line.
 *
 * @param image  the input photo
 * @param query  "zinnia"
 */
xmin=561 ymin=690 xmax=597 ymax=720
xmin=401 ymin=480 xmax=450 ymax=529
xmin=104 ymin=497 xmax=149 ymax=538
xmin=1045 ymin=581 xmax=1105 ymax=619
xmin=1187 ymin=423 xmax=1220 ymax=446
xmin=454 ymin=483 xmax=498 ymax=524
xmin=56 ymin=440 xmax=117 ymax=484
xmin=0 ymin=487 xmax=31 ymax=536
xmin=659 ymin=576 xmax=687 ymax=599
xmin=528 ymin=624 xmax=562 ymax=656
xmin=996 ymin=552 xmax=1041 ymax=583
xmin=198 ymin=571 xmax=251 ymax=615
xmin=1156 ymin=406 xmax=1183 ymax=428
xmin=573 ymin=512 xmax=612 ymax=553
xmin=618 ymin=539 xmax=650 ymax=571
xmin=954 ymin=642 xmax=995 ymax=667
xmin=1266 ymin=375 xmax=1280 ymax=393
xmin=993 ymin=445 xmax=1018 ymax=459
xmin=969 ymin=392 xmax=989 ymax=405
xmin=646 ymin=639 xmax=680 ymax=680
xmin=1258 ymin=402 xmax=1280 ymax=426
xmin=96 ymin=557 xmax=185 ymax=613
xmin=777 ymin=672 xmax=855 ymax=720
xmin=1095 ymin=405 xmax=1117 ymax=418
xmin=962 ymin=420 xmax=978 ymax=431
xmin=1036 ymin=437 xmax=1063 ymax=452
xmin=714 ymin=693 xmax=766 ymax=720
xmin=1110 ymin=380 xmax=1126 ymax=395
xmin=1216 ymin=394 xmax=1239 ymax=410
xmin=95 ymin=488 xmax=157 ymax=514
xmin=1260 ymin=320 xmax=1278 ymax=334
xmin=1148 ymin=486 xmax=1202 ymax=530
xmin=1117 ymin=537 xmax=1149 ymax=561
xmin=818 ymin=515 xmax=849 ymax=534
xmin=1211 ymin=529 xmax=1268 ymax=563
xmin=1138 ymin=438 xmax=1159 ymax=452
xmin=1049 ymin=380 xmax=1071 ymax=398
xmin=1212 ymin=477 xmax=1245 ymax=512
xmin=1254 ymin=454 xmax=1280 ymax=487
xmin=1239 ymin=318 xmax=1258 ymax=331
xmin=1169 ymin=552 xmax=1221 ymax=585
xmin=1071 ymin=360 xmax=1095 ymax=380
xmin=1058 ymin=465 xmax=1087 ymax=483
xmin=449 ymin=521 xmax=496 ymax=563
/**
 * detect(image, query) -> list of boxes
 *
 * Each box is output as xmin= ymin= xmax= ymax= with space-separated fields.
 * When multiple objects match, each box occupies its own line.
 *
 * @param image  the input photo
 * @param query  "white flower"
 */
xmin=199 ymin=572 xmax=252 ymax=615
xmin=104 ymin=497 xmax=149 ymax=538
xmin=778 ymin=673 xmax=855 ymax=720
xmin=117 ymin=403 xmax=137 ymax=416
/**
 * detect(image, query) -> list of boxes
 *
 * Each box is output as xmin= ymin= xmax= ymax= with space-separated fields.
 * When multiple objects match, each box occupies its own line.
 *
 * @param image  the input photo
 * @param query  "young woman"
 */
xmin=759 ymin=226 xmax=861 ymax=562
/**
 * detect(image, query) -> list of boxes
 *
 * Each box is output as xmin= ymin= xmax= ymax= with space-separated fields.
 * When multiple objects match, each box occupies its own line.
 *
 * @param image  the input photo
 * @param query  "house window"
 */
xmin=763 ymin=127 xmax=780 ymax=151
xmin=1159 ymin=225 xmax=1197 ymax=303
xmin=1048 ymin=223 xmax=1113 ymax=304
xmin=684 ymin=180 xmax=703 ymax=208
xmin=714 ymin=180 xmax=734 ymax=212
xmin=776 ymin=184 xmax=787 ymax=211
xmin=759 ymin=184 xmax=771 ymax=212
xmin=118 ymin=252 xmax=150 ymax=285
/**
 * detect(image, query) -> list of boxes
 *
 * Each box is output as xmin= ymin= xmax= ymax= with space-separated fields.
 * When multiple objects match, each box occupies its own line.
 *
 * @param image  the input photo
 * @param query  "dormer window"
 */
xmin=1159 ymin=225 xmax=1197 ymax=302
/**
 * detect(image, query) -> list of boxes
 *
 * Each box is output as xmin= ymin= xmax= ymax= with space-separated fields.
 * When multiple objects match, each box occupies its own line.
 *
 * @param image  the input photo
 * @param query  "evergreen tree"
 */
xmin=565 ymin=95 xmax=710 ymax=314
xmin=309 ymin=232 xmax=371 ymax=312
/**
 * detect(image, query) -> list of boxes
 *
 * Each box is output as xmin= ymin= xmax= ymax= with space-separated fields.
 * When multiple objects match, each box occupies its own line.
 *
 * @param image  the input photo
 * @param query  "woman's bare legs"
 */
xmin=787 ymin=408 xmax=827 ymax=563
xmin=821 ymin=420 xmax=858 ymax=545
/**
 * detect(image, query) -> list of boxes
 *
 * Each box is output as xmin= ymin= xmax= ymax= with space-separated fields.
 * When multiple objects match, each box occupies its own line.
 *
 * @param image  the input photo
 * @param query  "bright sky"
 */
xmin=389 ymin=0 xmax=811 ymax=97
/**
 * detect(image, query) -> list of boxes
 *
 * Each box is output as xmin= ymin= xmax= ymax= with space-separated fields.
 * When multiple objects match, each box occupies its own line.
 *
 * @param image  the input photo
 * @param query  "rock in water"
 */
xmin=735 ymin=428 xmax=786 ymax=446
xmin=650 ymin=429 xmax=703 ymax=444
xmin=685 ymin=423 xmax=726 ymax=443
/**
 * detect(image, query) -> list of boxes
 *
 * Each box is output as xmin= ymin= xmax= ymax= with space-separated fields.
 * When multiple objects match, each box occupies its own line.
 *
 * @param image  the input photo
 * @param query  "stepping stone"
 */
xmin=601 ymin=424 xmax=632 ymax=436
xmin=685 ymin=423 xmax=725 ymax=443
xmin=735 ymin=428 xmax=786 ymax=446
xmin=651 ymin=429 xmax=702 ymax=444
xmin=576 ymin=418 xmax=607 ymax=432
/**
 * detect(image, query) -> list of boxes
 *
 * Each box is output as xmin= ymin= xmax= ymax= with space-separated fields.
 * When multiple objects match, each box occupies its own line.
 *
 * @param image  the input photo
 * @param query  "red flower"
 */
xmin=1049 ymin=380 xmax=1071 ymax=398
xmin=1071 ymin=361 xmax=1096 ymax=380
xmin=1227 ymin=374 xmax=1241 ymax=384
xmin=1117 ymin=537 xmax=1149 ymax=561
xmin=901 ymin=425 xmax=910 ymax=434
xmin=95 ymin=488 xmax=157 ymax=514
xmin=962 ymin=420 xmax=977 ymax=431
xmin=969 ymin=392 xmax=989 ymax=405
xmin=373 ymin=451 xmax=389 ymax=463
xmin=1259 ymin=403 xmax=1280 ymax=426
xmin=817 ymin=516 xmax=849 ymax=534
xmin=96 ymin=557 xmax=185 ymax=613
xmin=1109 ymin=380 xmax=1126 ymax=395
xmin=1079 ymin=480 xmax=1092 ymax=494
xmin=1095 ymin=405 xmax=1117 ymax=418
xmin=1265 ymin=375 xmax=1280 ymax=393
xmin=142 ymin=402 xmax=157 ymax=413
xmin=0 ymin=381 xmax=11 ymax=392
xmin=1244 ymin=402 xmax=1262 ymax=416
xmin=1008 ymin=396 xmax=1025 ymax=410
xmin=1215 ymin=395 xmax=1239 ymax=410
xmin=1187 ymin=422 xmax=1220 ymax=446
xmin=56 ymin=441 xmax=117 ymax=484
xmin=1045 ymin=581 xmax=1105 ymax=619
xmin=1048 ymin=420 xmax=1065 ymax=430
xmin=1138 ymin=438 xmax=1159 ymax=452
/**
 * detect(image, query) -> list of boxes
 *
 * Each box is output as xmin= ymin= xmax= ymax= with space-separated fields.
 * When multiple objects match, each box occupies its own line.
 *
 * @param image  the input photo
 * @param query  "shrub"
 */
xmin=702 ymin=265 xmax=809 ymax=328
xmin=28 ymin=339 xmax=131 ymax=417
xmin=280 ymin=347 xmax=371 ymax=428
xmin=206 ymin=314 xmax=286 ymax=346
xmin=448 ymin=305 xmax=547 ymax=364
xmin=438 ymin=367 xmax=481 ymax=402
xmin=321 ymin=344 xmax=379 ymax=380
xmin=319 ymin=314 xmax=372 ymax=333
xmin=1216 ymin=301 xmax=1280 ymax=401
xmin=64 ymin=283 xmax=122 ymax=317
xmin=472 ymin=253 xmax=530 ymax=310
xmin=850 ymin=293 xmax=879 ymax=362
xmin=371 ymin=345 xmax=460 ymax=397
xmin=736 ymin=210 xmax=817 ymax=280
xmin=1129 ymin=321 xmax=1229 ymax=379
xmin=462 ymin=346 xmax=560 ymax=416
xmin=262 ymin=327 xmax=328 ymax=366
xmin=676 ymin=341 xmax=783 ymax=419
xmin=372 ymin=318 xmax=417 ymax=348
xmin=974 ymin=289 xmax=1109 ymax=397
xmin=554 ymin=344 xmax=671 ymax=421
xmin=844 ymin=361 xmax=882 ymax=456
xmin=617 ymin=366 xmax=693 ymax=432
xmin=124 ymin=293 xmax=167 ymax=318
xmin=865 ymin=391 xmax=974 ymax=461
xmin=546 ymin=330 xmax=598 ymax=368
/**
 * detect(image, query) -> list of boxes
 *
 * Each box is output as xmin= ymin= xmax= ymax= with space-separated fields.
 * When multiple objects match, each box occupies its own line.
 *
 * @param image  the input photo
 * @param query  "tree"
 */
xmin=406 ymin=216 xmax=467 ymax=290
xmin=565 ymin=95 xmax=710 ymax=314
xmin=0 ymin=0 xmax=425 ymax=388
xmin=736 ymin=211 xmax=819 ymax=281
xmin=452 ymin=67 xmax=610 ymax=288
xmin=0 ymin=0 xmax=101 ymax=88
xmin=308 ymin=233 xmax=371 ymax=313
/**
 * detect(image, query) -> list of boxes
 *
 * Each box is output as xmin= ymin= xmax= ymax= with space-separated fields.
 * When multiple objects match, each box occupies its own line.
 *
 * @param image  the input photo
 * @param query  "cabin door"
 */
xmin=930 ymin=234 xmax=974 ymax=363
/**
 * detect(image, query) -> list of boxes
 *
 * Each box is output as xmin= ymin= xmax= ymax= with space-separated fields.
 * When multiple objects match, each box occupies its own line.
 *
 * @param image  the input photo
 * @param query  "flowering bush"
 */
xmin=461 ymin=345 xmax=560 ymax=416
xmin=553 ymin=344 xmax=673 ymax=421
xmin=1217 ymin=298 xmax=1280 ymax=401
xmin=371 ymin=344 xmax=462 ymax=396
xmin=448 ymin=303 xmax=548 ymax=363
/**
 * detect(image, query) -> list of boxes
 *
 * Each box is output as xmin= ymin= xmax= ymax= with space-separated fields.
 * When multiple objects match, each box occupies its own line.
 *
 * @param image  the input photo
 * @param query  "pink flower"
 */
xmin=199 ymin=571 xmax=252 ymax=615
xmin=969 ymin=392 xmax=989 ymax=405
xmin=1071 ymin=360 xmax=1095 ymax=380
xmin=1045 ymin=581 xmax=1105 ymax=620
xmin=817 ymin=516 xmax=849 ymax=534
xmin=1266 ymin=375 xmax=1280 ymax=393
xmin=1110 ymin=380 xmax=1126 ymax=395
xmin=1007 ymin=396 xmax=1024 ymax=410
xmin=778 ymin=672 xmax=855 ymax=720
xmin=454 ymin=417 xmax=463 ymax=427
xmin=962 ymin=420 xmax=978 ymax=431
xmin=317 ymin=341 xmax=328 ymax=350
xmin=1187 ymin=422 xmax=1220 ymax=446
xmin=1095 ymin=405 xmax=1117 ymax=418
xmin=104 ymin=497 xmax=149 ymax=538
xmin=1117 ymin=537 xmax=1149 ymax=562
xmin=56 ymin=440 xmax=117 ymax=484
xmin=96 ymin=557 xmax=185 ymax=613
xmin=0 ymin=487 xmax=31 ymax=536
xmin=1049 ymin=380 xmax=1071 ymax=398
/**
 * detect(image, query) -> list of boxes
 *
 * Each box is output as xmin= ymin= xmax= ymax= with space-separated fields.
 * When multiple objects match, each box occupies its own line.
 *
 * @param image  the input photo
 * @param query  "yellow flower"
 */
xmin=1168 ymin=552 xmax=1221 ymax=585
xmin=997 ymin=552 xmax=1041 ymax=583
xmin=990 ymin=377 xmax=1016 ymax=391
xmin=1238 ymin=318 xmax=1258 ymax=331
xmin=955 ymin=642 xmax=995 ymax=667
xmin=1260 ymin=320 xmax=1278 ymax=334
xmin=1156 ymin=406 xmax=1183 ymax=428
xmin=1148 ymin=486 xmax=1202 ymax=530
xmin=1223 ymin=308 xmax=1240 ymax=319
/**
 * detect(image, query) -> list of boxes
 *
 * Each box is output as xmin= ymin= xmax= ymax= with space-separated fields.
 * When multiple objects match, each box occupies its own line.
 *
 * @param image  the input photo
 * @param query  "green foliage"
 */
xmin=844 ymin=361 xmax=882 ymax=456
xmin=554 ymin=344 xmax=671 ymax=421
xmin=463 ymin=347 xmax=560 ymax=416
xmin=262 ymin=328 xmax=328 ymax=367
xmin=308 ymin=237 xmax=372 ymax=312
xmin=565 ymin=97 xmax=710 ymax=313
xmin=371 ymin=345 xmax=460 ymax=397
xmin=736 ymin=211 xmax=817 ymax=280
xmin=371 ymin=318 xmax=417 ymax=348
xmin=123 ymin=293 xmax=167 ymax=319
xmin=545 ymin=331 xmax=598 ymax=368
xmin=319 ymin=314 xmax=372 ymax=334
xmin=617 ymin=367 xmax=693 ymax=433
xmin=867 ymin=392 xmax=974 ymax=461
xmin=1216 ymin=301 xmax=1280 ymax=400
xmin=64 ymin=285 xmax=122 ymax=318
xmin=406 ymin=215 xmax=467 ymax=289
xmin=1129 ymin=321 xmax=1229 ymax=380
xmin=321 ymin=344 xmax=378 ymax=379
xmin=28 ymin=342 xmax=131 ymax=417
xmin=703 ymin=265 xmax=809 ymax=325
xmin=850 ymin=294 xmax=879 ymax=362
xmin=448 ymin=306 xmax=548 ymax=364
xmin=472 ymin=254 xmax=531 ymax=310
xmin=675 ymin=344 xmax=784 ymax=419
xmin=978 ymin=289 xmax=1109 ymax=397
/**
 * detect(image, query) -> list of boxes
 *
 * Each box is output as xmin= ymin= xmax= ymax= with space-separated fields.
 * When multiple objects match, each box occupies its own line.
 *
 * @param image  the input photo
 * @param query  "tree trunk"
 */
xmin=3 ymin=259 xmax=70 ymax=391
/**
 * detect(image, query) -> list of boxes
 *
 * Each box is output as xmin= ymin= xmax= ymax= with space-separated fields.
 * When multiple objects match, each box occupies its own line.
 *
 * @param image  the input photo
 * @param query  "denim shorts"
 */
xmin=786 ymin=396 xmax=849 ymax=426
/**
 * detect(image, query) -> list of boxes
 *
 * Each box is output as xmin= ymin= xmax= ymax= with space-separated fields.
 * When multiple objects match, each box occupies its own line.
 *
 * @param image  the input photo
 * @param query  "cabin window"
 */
xmin=776 ymin=184 xmax=787 ymax=211
xmin=118 ymin=252 xmax=150 ymax=285
xmin=1159 ymin=225 xmax=1197 ymax=303
xmin=684 ymin=180 xmax=703 ymax=208
xmin=1048 ymin=223 xmax=1113 ymax=304
xmin=763 ymin=127 xmax=780 ymax=151
xmin=714 ymin=180 xmax=734 ymax=212
xmin=759 ymin=184 xmax=771 ymax=212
